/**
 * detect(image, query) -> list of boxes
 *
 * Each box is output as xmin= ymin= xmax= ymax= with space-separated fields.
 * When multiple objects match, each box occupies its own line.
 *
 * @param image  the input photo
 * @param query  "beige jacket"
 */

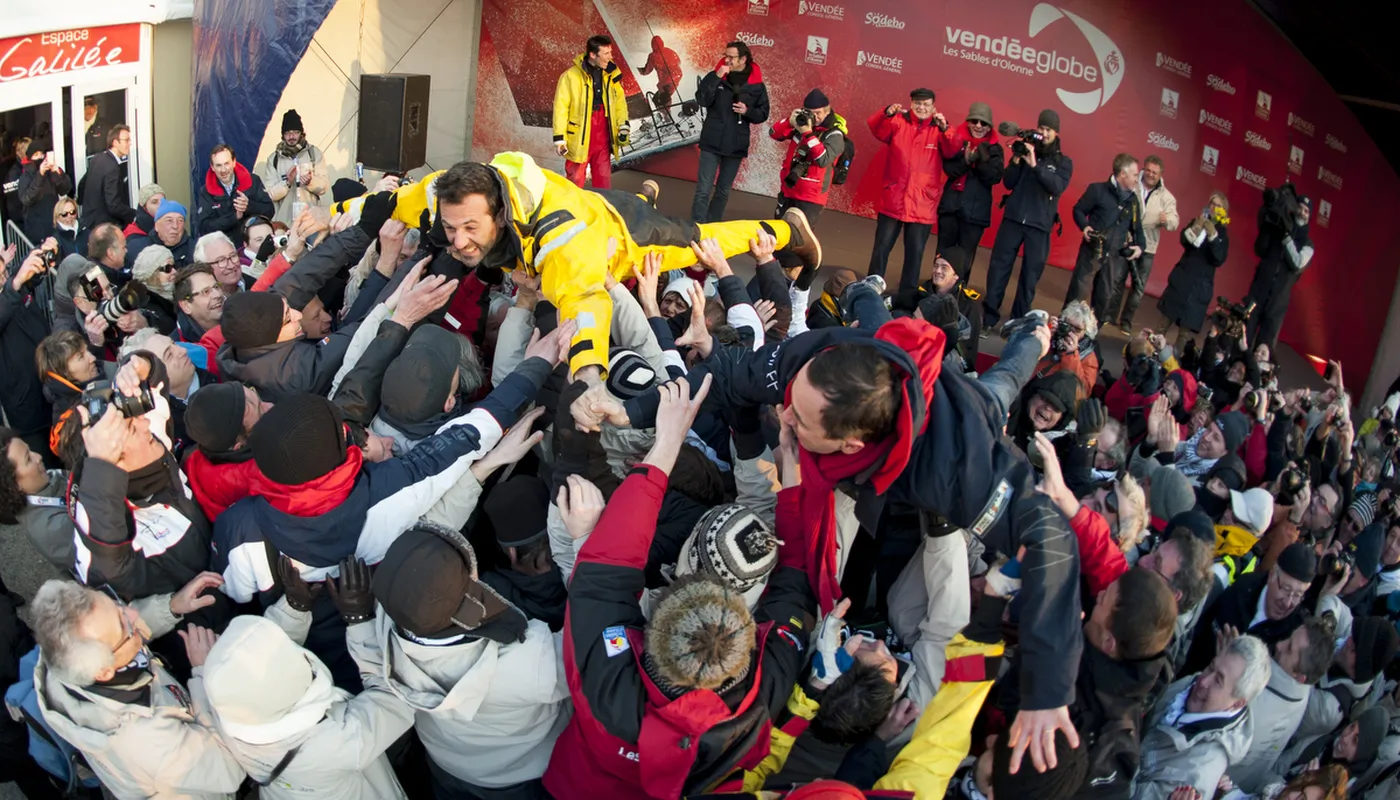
xmin=1140 ymin=181 xmax=1180 ymax=254
xmin=263 ymin=143 xmax=329 ymax=225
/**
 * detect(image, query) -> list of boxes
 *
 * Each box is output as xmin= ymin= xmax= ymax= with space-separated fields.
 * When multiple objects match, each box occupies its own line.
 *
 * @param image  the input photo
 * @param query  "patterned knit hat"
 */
xmin=677 ymin=504 xmax=779 ymax=592
xmin=1349 ymin=493 xmax=1379 ymax=529
xmin=606 ymin=348 xmax=656 ymax=400
xmin=647 ymin=575 xmax=755 ymax=691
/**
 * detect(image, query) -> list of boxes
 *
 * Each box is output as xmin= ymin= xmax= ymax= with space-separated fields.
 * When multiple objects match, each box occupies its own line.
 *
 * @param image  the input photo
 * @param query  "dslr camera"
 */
xmin=997 ymin=121 xmax=1045 ymax=158
xmin=78 ymin=379 xmax=155 ymax=425
xmin=794 ymin=108 xmax=815 ymax=130
xmin=1214 ymin=296 xmax=1255 ymax=340
xmin=1320 ymin=548 xmax=1354 ymax=580
xmin=78 ymin=264 xmax=149 ymax=326
xmin=1276 ymin=466 xmax=1307 ymax=506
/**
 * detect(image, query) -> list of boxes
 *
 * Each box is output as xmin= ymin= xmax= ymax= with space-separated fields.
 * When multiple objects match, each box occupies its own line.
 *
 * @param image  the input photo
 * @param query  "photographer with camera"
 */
xmin=769 ymin=89 xmax=847 ymax=245
xmin=1157 ymin=192 xmax=1231 ymax=354
xmin=68 ymin=261 xmax=152 ymax=362
xmin=866 ymin=88 xmax=949 ymax=291
xmin=38 ymin=329 xmax=111 ymax=429
xmin=1 ymin=239 xmax=56 ymax=464
xmin=1064 ymin=153 xmax=1144 ymax=327
xmin=1035 ymin=300 xmax=1100 ymax=394
xmin=980 ymin=110 xmax=1073 ymax=331
xmin=1246 ymin=184 xmax=1314 ymax=352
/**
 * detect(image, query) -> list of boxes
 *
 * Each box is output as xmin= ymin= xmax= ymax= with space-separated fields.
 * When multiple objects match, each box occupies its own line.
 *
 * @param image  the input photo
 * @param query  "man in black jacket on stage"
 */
xmin=1065 ymin=152 xmax=1145 ymax=325
xmin=1246 ymin=183 xmax=1315 ymax=352
xmin=691 ymin=41 xmax=770 ymax=223
xmin=981 ymin=110 xmax=1073 ymax=332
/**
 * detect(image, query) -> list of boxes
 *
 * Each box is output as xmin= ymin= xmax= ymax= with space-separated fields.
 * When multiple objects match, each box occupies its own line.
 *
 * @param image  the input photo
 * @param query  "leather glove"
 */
xmin=355 ymin=191 xmax=397 ymax=238
xmin=255 ymin=233 xmax=277 ymax=263
xmin=1076 ymin=398 xmax=1108 ymax=445
xmin=810 ymin=607 xmax=854 ymax=689
xmin=327 ymin=557 xmax=375 ymax=624
xmin=276 ymin=555 xmax=322 ymax=612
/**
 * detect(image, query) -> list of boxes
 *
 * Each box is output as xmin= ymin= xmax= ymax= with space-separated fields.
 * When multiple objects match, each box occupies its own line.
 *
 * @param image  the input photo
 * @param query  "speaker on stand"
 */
xmin=356 ymin=73 xmax=431 ymax=173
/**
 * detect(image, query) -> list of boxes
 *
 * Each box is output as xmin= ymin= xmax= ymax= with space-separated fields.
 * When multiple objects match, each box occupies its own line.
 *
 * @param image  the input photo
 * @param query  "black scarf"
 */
xmin=85 ymin=651 xmax=155 ymax=706
xmin=726 ymin=67 xmax=750 ymax=90
xmin=125 ymin=451 xmax=174 ymax=500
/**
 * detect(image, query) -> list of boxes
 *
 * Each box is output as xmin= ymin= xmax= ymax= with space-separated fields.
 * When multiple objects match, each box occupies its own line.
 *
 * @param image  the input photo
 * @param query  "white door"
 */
xmin=0 ymin=81 xmax=63 ymax=246
xmin=67 ymin=75 xmax=142 ymax=206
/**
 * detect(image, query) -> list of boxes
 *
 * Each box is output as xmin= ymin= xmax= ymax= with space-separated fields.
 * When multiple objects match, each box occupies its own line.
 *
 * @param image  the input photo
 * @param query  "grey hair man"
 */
xmin=28 ymin=578 xmax=246 ymax=799
xmin=1132 ymin=634 xmax=1269 ymax=800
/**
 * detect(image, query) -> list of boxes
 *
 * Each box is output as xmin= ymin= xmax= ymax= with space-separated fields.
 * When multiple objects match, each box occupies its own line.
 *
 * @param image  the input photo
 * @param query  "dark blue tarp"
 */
xmin=190 ymin=0 xmax=336 ymax=227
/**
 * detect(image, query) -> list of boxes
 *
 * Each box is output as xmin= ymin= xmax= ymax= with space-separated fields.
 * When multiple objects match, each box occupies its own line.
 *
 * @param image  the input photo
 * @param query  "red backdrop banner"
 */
xmin=472 ymin=0 xmax=1400 ymax=379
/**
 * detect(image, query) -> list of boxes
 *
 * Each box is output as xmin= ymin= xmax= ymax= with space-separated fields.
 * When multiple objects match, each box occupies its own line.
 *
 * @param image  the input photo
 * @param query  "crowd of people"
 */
xmin=0 ymin=33 xmax=1382 ymax=800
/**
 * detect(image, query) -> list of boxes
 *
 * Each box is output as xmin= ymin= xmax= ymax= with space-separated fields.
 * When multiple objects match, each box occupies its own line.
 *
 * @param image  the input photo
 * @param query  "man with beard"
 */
xmin=691 ymin=41 xmax=769 ymax=223
xmin=362 ymin=154 xmax=821 ymax=381
xmin=1247 ymin=184 xmax=1315 ymax=352
xmin=1143 ymin=408 xmax=1251 ymax=486
xmin=263 ymin=109 xmax=328 ymax=225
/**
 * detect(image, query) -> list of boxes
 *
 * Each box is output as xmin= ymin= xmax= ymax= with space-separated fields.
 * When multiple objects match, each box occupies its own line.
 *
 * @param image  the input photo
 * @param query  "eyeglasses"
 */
xmin=97 ymin=586 xmax=140 ymax=654
xmin=185 ymin=285 xmax=223 ymax=301
xmin=210 ymin=254 xmax=240 ymax=268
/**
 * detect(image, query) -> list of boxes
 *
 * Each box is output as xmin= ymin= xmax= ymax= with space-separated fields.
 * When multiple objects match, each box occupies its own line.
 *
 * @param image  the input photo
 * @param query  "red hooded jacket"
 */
xmin=640 ymin=36 xmax=682 ymax=92
xmin=867 ymin=109 xmax=948 ymax=224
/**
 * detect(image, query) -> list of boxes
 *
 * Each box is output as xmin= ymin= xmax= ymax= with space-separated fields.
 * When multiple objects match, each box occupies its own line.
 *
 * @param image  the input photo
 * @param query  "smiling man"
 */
xmin=367 ymin=152 xmax=822 ymax=382
xmin=194 ymin=143 xmax=274 ymax=238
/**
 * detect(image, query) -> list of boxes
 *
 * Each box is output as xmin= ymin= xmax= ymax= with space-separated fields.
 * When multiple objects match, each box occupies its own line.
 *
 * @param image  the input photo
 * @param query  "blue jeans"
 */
xmin=691 ymin=150 xmax=744 ymax=223
xmin=978 ymin=322 xmax=1046 ymax=420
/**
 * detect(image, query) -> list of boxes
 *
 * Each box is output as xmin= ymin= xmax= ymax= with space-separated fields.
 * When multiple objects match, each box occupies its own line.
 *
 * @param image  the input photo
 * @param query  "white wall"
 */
xmin=252 ymin=0 xmax=482 ymax=187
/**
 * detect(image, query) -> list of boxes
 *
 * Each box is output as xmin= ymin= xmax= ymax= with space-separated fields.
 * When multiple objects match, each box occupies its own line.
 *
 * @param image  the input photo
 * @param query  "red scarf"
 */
xmin=791 ymin=318 xmax=945 ymax=611
xmin=259 ymin=447 xmax=364 ymax=517
xmin=944 ymin=121 xmax=998 ymax=193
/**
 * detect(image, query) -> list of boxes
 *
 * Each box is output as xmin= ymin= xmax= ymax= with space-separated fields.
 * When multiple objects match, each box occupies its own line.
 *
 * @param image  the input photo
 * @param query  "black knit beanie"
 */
xmin=1352 ymin=616 xmax=1400 ymax=683
xmin=185 ymin=382 xmax=247 ymax=453
xmin=991 ymin=728 xmax=1087 ymax=800
xmin=249 ymin=393 xmax=347 ymax=486
xmin=281 ymin=109 xmax=305 ymax=134
xmin=222 ymin=291 xmax=286 ymax=350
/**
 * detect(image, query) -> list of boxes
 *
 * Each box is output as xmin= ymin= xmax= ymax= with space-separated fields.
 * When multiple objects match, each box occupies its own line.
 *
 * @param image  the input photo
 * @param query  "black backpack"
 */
xmin=832 ymin=137 xmax=855 ymax=186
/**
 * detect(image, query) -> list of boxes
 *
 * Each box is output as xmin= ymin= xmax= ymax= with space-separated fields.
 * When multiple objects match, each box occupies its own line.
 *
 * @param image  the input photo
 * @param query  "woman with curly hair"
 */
xmin=1263 ymin=763 xmax=1349 ymax=800
xmin=0 ymin=427 xmax=74 ymax=574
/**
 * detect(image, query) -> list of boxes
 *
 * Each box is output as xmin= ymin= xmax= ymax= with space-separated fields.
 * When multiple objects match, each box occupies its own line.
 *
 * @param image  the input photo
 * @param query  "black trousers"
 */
xmin=1115 ymin=252 xmax=1155 ymax=326
xmin=981 ymin=220 xmax=1050 ymax=328
xmin=936 ymin=213 xmax=986 ymax=281
xmin=868 ymin=213 xmax=932 ymax=291
xmin=1087 ymin=252 xmax=1133 ymax=327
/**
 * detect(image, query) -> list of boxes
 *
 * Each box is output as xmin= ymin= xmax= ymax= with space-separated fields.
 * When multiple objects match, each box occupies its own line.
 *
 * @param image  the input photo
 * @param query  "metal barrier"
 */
xmin=4 ymin=219 xmax=35 ymax=262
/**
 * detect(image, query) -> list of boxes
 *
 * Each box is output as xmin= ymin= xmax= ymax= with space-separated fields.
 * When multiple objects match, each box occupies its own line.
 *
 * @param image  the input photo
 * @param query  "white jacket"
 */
xmin=1228 ymin=660 xmax=1310 ymax=793
xmin=35 ymin=656 xmax=245 ymax=800
xmin=195 ymin=606 xmax=415 ymax=800
xmin=263 ymin=143 xmax=328 ymax=225
xmin=348 ymin=609 xmax=571 ymax=788
xmin=1139 ymin=180 xmax=1180 ymax=254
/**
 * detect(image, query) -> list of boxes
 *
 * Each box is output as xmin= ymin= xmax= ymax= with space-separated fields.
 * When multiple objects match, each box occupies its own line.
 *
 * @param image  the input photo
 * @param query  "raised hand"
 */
xmin=557 ymin=474 xmax=606 ymax=540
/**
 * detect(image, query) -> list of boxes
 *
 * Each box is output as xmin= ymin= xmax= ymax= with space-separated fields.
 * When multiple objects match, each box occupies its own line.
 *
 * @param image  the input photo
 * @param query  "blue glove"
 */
xmin=811 ymin=607 xmax=855 ymax=688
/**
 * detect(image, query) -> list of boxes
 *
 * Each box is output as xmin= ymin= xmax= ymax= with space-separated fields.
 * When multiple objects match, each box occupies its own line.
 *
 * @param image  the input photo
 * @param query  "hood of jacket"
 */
xmin=123 ymin=208 xmax=154 ymax=239
xmin=203 ymin=615 xmax=344 ymax=746
xmin=204 ymin=162 xmax=254 ymax=196
xmin=1167 ymin=369 xmax=1199 ymax=413
xmin=33 ymin=655 xmax=186 ymax=749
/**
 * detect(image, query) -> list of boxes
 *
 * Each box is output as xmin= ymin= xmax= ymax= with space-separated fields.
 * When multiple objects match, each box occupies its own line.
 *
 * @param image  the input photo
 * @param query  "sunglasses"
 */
xmin=58 ymin=210 xmax=77 ymax=218
xmin=157 ymin=263 xmax=177 ymax=274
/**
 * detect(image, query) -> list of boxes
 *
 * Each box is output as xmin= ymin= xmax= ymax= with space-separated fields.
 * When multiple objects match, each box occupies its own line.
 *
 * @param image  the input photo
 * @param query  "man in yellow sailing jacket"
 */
xmin=356 ymin=152 xmax=821 ymax=383
xmin=553 ymin=35 xmax=629 ymax=188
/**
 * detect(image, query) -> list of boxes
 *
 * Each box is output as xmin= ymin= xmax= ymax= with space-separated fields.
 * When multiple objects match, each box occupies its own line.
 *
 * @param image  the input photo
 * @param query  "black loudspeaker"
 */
xmin=356 ymin=74 xmax=431 ymax=173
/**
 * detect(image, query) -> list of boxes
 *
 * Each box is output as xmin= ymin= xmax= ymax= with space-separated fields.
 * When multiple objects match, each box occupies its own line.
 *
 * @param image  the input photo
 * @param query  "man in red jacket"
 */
xmin=867 ymin=88 xmax=949 ymax=292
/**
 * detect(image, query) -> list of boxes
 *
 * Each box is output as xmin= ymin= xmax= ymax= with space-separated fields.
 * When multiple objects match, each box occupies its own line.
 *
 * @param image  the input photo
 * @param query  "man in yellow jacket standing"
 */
xmin=554 ymin=35 xmax=629 ymax=189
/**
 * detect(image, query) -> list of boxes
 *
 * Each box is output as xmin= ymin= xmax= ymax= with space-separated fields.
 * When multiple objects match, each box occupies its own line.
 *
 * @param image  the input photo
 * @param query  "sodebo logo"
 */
xmin=1147 ymin=131 xmax=1180 ymax=152
xmin=1236 ymin=165 xmax=1267 ymax=190
xmin=941 ymin=4 xmax=1124 ymax=114
xmin=1244 ymin=130 xmax=1272 ymax=151
xmin=735 ymin=32 xmax=774 ymax=47
xmin=1206 ymin=74 xmax=1236 ymax=95
xmin=865 ymin=12 xmax=905 ymax=29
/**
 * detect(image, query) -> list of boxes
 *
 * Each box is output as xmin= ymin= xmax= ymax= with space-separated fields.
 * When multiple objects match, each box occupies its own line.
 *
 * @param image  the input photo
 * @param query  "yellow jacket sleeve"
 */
xmin=537 ymin=219 xmax=613 ymax=374
xmin=874 ymin=679 xmax=994 ymax=798
xmin=740 ymin=685 xmax=822 ymax=793
xmin=553 ymin=71 xmax=573 ymax=144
